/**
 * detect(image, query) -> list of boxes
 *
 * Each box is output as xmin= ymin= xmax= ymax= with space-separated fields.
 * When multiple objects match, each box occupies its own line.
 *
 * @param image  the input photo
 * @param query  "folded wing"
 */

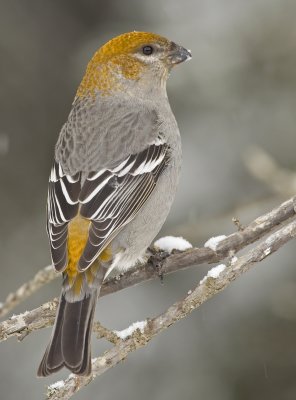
xmin=78 ymin=136 xmax=170 ymax=270
xmin=47 ymin=136 xmax=170 ymax=272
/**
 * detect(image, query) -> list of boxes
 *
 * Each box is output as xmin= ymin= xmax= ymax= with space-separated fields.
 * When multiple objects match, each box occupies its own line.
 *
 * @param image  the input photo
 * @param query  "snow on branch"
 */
xmin=0 ymin=196 xmax=295 ymax=344
xmin=47 ymin=211 xmax=296 ymax=399
xmin=0 ymin=196 xmax=295 ymax=399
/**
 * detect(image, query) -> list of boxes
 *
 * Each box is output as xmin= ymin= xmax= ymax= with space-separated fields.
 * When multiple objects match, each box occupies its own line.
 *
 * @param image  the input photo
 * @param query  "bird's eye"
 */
xmin=142 ymin=45 xmax=154 ymax=55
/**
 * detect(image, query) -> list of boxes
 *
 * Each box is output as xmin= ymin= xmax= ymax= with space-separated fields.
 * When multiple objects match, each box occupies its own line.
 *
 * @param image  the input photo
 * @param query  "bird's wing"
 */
xmin=78 ymin=135 xmax=170 ymax=270
xmin=47 ymin=134 xmax=170 ymax=272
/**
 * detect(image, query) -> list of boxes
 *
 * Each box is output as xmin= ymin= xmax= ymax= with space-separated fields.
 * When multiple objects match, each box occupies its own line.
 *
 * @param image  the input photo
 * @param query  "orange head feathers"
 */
xmin=98 ymin=32 xmax=170 ymax=59
xmin=76 ymin=31 xmax=191 ymax=97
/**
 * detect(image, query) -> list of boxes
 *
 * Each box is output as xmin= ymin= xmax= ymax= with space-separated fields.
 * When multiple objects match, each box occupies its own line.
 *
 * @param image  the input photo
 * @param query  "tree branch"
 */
xmin=0 ymin=197 xmax=296 ymax=399
xmin=1 ymin=195 xmax=295 ymax=321
xmin=0 ymin=196 xmax=295 ymax=345
xmin=46 ymin=215 xmax=296 ymax=400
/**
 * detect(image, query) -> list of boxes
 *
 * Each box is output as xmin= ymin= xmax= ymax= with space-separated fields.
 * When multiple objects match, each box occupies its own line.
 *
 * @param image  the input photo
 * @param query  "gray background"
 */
xmin=1 ymin=0 xmax=296 ymax=399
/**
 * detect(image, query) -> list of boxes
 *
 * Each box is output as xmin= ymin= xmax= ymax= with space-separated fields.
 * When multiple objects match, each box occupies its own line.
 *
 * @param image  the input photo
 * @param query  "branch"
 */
xmin=47 ymin=215 xmax=296 ymax=399
xmin=0 ymin=196 xmax=295 ymax=344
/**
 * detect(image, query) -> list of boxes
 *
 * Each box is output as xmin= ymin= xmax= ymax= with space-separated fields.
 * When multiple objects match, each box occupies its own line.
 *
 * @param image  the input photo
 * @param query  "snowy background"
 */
xmin=1 ymin=1 xmax=296 ymax=399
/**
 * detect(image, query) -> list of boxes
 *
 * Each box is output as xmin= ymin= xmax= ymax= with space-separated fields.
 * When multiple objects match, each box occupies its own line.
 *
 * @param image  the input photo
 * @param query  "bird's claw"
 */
xmin=147 ymin=247 xmax=169 ymax=284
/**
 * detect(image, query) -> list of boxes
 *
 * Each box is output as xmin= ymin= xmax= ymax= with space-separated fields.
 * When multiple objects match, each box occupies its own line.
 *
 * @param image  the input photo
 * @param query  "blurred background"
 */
xmin=1 ymin=0 xmax=296 ymax=399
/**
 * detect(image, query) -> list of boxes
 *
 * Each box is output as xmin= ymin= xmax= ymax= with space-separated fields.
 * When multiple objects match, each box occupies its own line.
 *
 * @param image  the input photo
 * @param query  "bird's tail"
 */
xmin=37 ymin=289 xmax=97 ymax=377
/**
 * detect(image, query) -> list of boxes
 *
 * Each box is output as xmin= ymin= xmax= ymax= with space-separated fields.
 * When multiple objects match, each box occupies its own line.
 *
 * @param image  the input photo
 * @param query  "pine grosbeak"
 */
xmin=38 ymin=31 xmax=191 ymax=377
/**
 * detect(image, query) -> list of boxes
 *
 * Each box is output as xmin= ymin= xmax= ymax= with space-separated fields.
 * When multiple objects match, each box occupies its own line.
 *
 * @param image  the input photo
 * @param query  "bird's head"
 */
xmin=76 ymin=31 xmax=191 ymax=98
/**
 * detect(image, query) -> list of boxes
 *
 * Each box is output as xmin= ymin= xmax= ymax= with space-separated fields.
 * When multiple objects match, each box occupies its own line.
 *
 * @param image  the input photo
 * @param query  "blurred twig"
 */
xmin=0 ymin=266 xmax=56 ymax=318
xmin=47 ymin=208 xmax=296 ymax=400
xmin=244 ymin=146 xmax=296 ymax=196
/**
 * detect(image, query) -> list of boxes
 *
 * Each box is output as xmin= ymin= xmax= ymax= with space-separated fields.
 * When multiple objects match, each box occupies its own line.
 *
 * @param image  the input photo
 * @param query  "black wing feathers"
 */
xmin=78 ymin=139 xmax=170 ymax=270
xmin=47 ymin=138 xmax=170 ymax=272
xmin=47 ymin=162 xmax=81 ymax=271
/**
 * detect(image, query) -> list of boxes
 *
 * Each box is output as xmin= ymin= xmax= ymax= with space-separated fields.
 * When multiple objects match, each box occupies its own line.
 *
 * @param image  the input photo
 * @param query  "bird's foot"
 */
xmin=147 ymin=247 xmax=169 ymax=284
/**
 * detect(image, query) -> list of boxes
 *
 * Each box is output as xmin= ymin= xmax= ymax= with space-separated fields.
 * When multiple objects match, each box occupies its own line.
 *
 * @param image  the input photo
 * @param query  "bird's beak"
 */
xmin=167 ymin=42 xmax=192 ymax=66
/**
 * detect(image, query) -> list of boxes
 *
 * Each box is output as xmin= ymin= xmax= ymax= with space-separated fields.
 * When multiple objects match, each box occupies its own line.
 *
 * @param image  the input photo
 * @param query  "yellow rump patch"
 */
xmin=65 ymin=215 xmax=112 ymax=295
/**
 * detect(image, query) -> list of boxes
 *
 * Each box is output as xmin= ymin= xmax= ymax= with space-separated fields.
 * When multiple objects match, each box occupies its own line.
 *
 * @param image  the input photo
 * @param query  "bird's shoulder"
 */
xmin=55 ymin=95 xmax=174 ymax=174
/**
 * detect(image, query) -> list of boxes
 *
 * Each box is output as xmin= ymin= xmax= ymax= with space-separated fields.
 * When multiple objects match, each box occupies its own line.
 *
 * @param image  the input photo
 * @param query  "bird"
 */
xmin=37 ymin=31 xmax=191 ymax=377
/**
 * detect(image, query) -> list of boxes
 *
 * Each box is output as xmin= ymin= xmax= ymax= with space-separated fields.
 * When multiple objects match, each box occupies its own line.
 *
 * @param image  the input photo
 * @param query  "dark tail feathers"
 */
xmin=37 ymin=290 xmax=97 ymax=377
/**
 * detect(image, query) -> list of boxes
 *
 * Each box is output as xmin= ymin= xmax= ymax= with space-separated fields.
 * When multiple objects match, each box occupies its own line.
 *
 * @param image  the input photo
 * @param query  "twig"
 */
xmin=92 ymin=322 xmax=120 ymax=345
xmin=0 ymin=299 xmax=59 ymax=342
xmin=0 ymin=196 xmax=295 ymax=344
xmin=244 ymin=146 xmax=296 ymax=196
xmin=46 ymin=216 xmax=296 ymax=399
xmin=0 ymin=265 xmax=57 ymax=318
